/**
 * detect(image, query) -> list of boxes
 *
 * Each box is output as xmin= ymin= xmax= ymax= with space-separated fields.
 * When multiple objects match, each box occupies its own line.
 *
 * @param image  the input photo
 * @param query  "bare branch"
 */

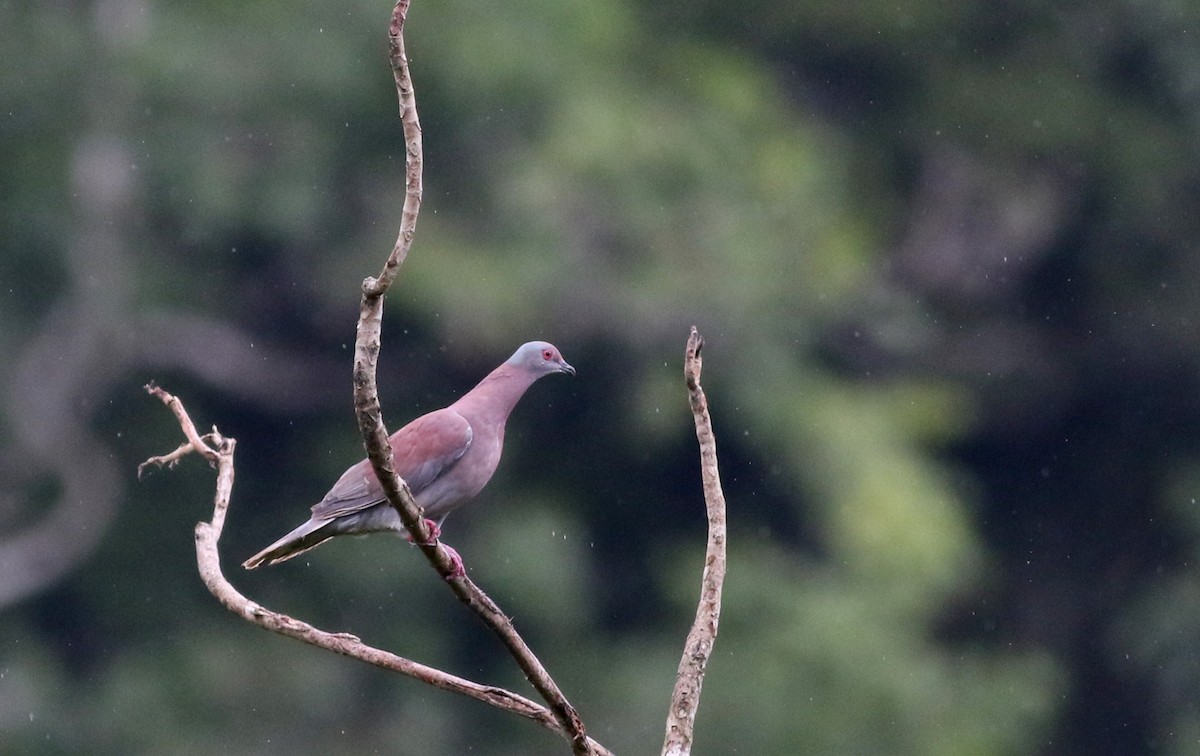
xmin=364 ymin=0 xmax=424 ymax=298
xmin=347 ymin=3 xmax=601 ymax=754
xmin=140 ymin=383 xmax=218 ymax=465
xmin=663 ymin=326 xmax=728 ymax=756
xmin=138 ymin=385 xmax=607 ymax=749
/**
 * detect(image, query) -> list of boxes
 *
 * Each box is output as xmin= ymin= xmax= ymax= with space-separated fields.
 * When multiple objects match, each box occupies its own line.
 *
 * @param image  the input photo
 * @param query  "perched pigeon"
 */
xmin=243 ymin=341 xmax=574 ymax=570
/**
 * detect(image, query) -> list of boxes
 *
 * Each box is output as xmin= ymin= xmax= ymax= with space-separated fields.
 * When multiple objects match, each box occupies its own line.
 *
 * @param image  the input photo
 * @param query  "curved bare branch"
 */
xmin=138 ymin=385 xmax=609 ymax=750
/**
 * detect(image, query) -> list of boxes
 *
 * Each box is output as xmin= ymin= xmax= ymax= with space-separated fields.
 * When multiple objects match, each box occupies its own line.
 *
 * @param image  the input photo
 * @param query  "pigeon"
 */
xmin=243 ymin=341 xmax=574 ymax=570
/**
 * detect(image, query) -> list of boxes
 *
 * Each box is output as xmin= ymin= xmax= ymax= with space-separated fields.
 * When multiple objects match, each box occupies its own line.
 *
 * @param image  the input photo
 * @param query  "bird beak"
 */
xmin=559 ymin=360 xmax=576 ymax=376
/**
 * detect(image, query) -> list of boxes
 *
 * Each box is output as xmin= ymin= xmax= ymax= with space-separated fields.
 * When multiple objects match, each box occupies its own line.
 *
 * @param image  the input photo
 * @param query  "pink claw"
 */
xmin=440 ymin=543 xmax=465 ymax=578
xmin=404 ymin=518 xmax=442 ymax=546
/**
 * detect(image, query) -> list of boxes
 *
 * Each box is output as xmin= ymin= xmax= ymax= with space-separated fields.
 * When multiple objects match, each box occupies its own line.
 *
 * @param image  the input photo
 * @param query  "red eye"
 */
xmin=542 ymin=348 xmax=554 ymax=361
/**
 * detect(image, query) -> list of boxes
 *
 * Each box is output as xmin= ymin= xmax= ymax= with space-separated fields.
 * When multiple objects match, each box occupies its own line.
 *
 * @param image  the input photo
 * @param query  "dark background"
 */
xmin=4 ymin=1 xmax=1200 ymax=753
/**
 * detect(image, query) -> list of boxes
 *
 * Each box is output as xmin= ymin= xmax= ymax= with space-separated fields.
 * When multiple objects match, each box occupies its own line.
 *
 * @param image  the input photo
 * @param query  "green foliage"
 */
xmin=5 ymin=0 xmax=1199 ymax=754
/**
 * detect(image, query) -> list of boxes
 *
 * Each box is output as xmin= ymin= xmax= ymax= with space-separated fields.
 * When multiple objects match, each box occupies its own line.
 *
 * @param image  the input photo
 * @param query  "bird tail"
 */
xmin=242 ymin=518 xmax=335 ymax=569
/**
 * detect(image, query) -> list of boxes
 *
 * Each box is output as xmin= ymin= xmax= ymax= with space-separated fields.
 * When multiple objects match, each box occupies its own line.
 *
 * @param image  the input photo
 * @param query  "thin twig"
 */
xmin=662 ymin=327 xmax=728 ymax=756
xmin=349 ymin=2 xmax=600 ymax=754
xmin=363 ymin=0 xmax=424 ymax=299
xmin=138 ymin=385 xmax=597 ymax=745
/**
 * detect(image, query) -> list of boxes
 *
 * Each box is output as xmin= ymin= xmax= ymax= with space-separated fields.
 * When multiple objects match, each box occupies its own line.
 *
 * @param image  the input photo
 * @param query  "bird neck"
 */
xmin=451 ymin=363 xmax=540 ymax=427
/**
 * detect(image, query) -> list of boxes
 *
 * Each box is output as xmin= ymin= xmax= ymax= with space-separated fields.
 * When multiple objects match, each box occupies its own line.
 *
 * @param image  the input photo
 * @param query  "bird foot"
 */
xmin=405 ymin=518 xmax=442 ymax=546
xmin=440 ymin=543 xmax=466 ymax=579
xmin=404 ymin=520 xmax=463 ymax=577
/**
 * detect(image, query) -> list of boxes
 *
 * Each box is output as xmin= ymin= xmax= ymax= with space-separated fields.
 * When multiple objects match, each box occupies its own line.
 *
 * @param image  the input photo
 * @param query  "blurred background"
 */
xmin=4 ymin=0 xmax=1200 ymax=753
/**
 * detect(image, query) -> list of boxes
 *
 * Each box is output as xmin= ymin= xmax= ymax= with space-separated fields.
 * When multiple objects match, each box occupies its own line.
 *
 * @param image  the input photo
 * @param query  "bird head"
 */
xmin=508 ymin=341 xmax=576 ymax=376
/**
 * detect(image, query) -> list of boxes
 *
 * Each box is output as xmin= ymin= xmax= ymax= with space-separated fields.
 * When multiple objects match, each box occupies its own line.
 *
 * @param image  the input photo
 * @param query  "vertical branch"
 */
xmin=663 ymin=326 xmax=728 ymax=756
xmin=351 ymin=0 xmax=441 ymax=562
xmin=368 ymin=0 xmax=424 ymax=297
xmin=349 ymin=3 xmax=599 ymax=754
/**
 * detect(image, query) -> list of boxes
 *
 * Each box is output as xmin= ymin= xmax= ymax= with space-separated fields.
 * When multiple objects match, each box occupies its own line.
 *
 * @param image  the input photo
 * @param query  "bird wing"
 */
xmin=310 ymin=409 xmax=474 ymax=520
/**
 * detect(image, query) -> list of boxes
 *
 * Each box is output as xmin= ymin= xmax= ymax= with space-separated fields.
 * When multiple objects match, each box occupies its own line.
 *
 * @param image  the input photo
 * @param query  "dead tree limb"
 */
xmin=662 ymin=327 xmax=729 ymax=756
xmin=348 ymin=2 xmax=597 ymax=754
xmin=137 ymin=3 xmax=607 ymax=751
xmin=137 ymin=384 xmax=610 ymax=752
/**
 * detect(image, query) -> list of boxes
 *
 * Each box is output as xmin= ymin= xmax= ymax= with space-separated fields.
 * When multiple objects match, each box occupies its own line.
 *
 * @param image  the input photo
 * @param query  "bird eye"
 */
xmin=541 ymin=348 xmax=554 ymax=361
